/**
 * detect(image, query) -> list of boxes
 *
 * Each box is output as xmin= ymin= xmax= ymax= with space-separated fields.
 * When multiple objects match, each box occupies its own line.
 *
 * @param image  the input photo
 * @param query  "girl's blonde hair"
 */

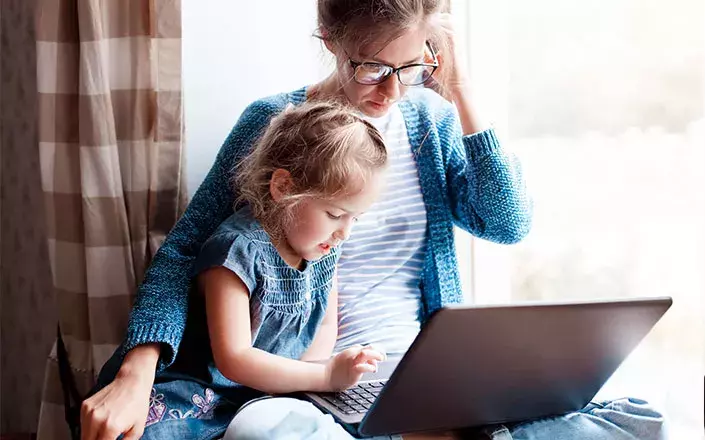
xmin=317 ymin=0 xmax=453 ymax=94
xmin=235 ymin=101 xmax=387 ymax=236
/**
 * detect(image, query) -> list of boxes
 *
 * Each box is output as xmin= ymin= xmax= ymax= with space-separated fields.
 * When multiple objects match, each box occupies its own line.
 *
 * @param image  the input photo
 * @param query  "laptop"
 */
xmin=304 ymin=297 xmax=672 ymax=437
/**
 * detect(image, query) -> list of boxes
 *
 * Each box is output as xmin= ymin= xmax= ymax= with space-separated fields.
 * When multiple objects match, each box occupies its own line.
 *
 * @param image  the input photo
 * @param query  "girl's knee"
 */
xmin=224 ymin=397 xmax=351 ymax=440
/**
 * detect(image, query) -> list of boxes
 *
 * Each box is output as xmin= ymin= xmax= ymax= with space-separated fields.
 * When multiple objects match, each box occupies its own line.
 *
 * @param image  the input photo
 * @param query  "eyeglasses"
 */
xmin=347 ymin=42 xmax=439 ymax=86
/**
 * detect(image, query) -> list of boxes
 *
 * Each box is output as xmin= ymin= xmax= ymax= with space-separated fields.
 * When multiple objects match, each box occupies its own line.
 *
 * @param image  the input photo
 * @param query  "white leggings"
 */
xmin=224 ymin=396 xmax=402 ymax=440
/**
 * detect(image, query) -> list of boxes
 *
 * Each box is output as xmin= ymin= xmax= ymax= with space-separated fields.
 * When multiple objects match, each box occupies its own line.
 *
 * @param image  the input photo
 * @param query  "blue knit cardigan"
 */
xmin=123 ymin=86 xmax=532 ymax=370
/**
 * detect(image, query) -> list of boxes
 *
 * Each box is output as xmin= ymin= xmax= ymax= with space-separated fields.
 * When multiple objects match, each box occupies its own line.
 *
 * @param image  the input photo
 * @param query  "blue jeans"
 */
xmin=223 ymin=396 xmax=668 ymax=440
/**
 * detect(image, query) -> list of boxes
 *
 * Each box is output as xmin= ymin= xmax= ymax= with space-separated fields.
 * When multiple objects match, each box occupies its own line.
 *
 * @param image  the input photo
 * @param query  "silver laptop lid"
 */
xmin=359 ymin=297 xmax=672 ymax=436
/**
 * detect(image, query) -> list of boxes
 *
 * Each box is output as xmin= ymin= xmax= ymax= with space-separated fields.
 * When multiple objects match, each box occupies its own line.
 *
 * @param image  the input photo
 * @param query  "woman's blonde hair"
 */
xmin=234 ymin=101 xmax=387 ymax=236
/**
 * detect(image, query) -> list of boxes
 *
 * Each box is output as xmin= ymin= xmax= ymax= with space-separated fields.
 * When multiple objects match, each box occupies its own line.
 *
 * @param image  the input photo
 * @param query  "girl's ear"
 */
xmin=270 ymin=169 xmax=293 ymax=202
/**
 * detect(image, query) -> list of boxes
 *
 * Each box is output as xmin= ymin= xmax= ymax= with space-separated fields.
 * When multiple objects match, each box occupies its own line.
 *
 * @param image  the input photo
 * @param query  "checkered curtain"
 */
xmin=34 ymin=1 xmax=186 ymax=437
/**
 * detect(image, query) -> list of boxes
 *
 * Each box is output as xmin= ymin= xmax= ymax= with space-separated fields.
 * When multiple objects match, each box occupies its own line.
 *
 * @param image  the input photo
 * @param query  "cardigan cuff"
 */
xmin=122 ymin=322 xmax=183 ymax=371
xmin=463 ymin=128 xmax=501 ymax=160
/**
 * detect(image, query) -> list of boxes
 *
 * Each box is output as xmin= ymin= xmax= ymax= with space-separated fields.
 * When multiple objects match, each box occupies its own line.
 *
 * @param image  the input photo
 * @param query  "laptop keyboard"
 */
xmin=321 ymin=380 xmax=387 ymax=415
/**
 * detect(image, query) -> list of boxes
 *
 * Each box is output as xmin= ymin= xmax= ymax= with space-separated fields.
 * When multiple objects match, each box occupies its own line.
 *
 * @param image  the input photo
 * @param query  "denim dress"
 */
xmin=94 ymin=207 xmax=340 ymax=440
xmin=193 ymin=206 xmax=338 ymax=361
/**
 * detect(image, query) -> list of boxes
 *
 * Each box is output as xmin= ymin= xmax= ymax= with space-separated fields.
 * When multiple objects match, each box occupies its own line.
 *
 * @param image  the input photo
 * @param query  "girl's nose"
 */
xmin=334 ymin=220 xmax=354 ymax=242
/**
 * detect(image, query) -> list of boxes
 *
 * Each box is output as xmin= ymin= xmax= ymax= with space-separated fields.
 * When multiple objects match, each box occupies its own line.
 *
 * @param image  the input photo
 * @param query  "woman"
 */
xmin=81 ymin=1 xmax=666 ymax=439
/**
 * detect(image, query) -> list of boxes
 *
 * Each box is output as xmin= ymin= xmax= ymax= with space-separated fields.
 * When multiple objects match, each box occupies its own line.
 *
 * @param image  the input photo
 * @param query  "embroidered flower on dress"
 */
xmin=145 ymin=388 xmax=166 ymax=427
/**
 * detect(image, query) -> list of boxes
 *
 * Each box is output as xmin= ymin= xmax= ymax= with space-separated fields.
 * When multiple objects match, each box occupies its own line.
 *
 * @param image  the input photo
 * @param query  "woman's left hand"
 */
xmin=428 ymin=12 xmax=487 ymax=134
xmin=426 ymin=13 xmax=471 ymax=102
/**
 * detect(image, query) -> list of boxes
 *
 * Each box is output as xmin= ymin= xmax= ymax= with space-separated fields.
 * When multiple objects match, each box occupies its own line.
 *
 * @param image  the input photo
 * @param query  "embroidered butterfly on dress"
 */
xmin=192 ymin=387 xmax=217 ymax=418
xmin=167 ymin=387 xmax=219 ymax=420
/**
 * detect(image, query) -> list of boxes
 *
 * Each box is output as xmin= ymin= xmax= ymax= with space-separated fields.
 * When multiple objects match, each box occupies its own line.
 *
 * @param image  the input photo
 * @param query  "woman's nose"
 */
xmin=378 ymin=73 xmax=401 ymax=101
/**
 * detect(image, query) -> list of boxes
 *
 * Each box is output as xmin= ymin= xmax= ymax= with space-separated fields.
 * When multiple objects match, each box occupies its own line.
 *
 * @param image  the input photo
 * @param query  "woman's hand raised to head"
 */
xmin=426 ymin=12 xmax=471 ymax=103
xmin=81 ymin=344 xmax=159 ymax=440
xmin=428 ymin=12 xmax=487 ymax=134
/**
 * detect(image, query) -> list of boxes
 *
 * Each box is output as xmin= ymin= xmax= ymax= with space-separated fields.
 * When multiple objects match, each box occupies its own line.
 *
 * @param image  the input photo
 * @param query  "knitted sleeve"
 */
xmin=437 ymin=103 xmax=533 ymax=244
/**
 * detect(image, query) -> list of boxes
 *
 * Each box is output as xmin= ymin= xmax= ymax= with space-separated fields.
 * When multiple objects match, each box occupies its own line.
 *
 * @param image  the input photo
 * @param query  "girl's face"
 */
xmin=283 ymin=171 xmax=384 ymax=263
xmin=333 ymin=27 xmax=429 ymax=117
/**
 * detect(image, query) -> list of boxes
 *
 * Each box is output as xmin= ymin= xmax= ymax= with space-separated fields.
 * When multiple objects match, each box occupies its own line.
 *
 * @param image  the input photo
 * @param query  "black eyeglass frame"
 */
xmin=347 ymin=41 xmax=439 ymax=86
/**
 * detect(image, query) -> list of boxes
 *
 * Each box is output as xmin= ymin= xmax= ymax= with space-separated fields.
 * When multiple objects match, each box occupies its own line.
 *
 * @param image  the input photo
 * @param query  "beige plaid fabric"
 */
xmin=35 ymin=1 xmax=186 ymax=437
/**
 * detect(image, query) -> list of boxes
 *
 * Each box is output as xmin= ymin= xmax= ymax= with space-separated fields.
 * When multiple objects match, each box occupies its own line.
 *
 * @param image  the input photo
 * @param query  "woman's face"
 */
xmin=334 ymin=27 xmax=429 ymax=117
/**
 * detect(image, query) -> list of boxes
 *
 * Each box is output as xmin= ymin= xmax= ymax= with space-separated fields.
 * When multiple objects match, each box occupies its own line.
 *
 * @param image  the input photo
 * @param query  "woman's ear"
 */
xmin=270 ymin=169 xmax=292 ymax=202
xmin=317 ymin=27 xmax=335 ymax=53
xmin=323 ymin=39 xmax=335 ymax=53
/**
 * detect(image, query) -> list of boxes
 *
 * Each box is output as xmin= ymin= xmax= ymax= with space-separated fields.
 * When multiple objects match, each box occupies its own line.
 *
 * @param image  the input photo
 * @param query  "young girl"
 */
xmin=82 ymin=1 xmax=667 ymax=439
xmin=87 ymin=101 xmax=388 ymax=438
xmin=198 ymin=100 xmax=388 ymax=397
xmin=197 ymin=101 xmax=387 ymax=397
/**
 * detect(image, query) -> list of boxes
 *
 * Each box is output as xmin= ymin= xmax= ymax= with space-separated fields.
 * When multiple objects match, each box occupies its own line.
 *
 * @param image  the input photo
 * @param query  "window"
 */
xmin=454 ymin=0 xmax=705 ymax=436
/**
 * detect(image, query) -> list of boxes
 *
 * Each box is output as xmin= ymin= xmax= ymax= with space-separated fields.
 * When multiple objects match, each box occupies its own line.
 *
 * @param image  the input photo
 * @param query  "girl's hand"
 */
xmin=325 ymin=345 xmax=386 ymax=391
xmin=426 ymin=12 xmax=471 ymax=102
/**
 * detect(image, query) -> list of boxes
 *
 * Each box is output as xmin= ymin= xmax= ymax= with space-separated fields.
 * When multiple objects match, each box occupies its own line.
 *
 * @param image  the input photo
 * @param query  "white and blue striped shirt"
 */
xmin=334 ymin=104 xmax=427 ymax=355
